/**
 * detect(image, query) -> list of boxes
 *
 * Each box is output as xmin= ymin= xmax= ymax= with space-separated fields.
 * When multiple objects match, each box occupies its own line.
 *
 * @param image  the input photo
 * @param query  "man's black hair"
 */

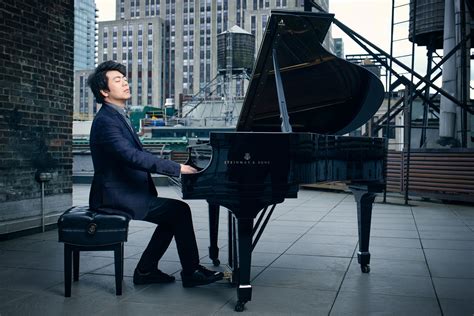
xmin=87 ymin=60 xmax=126 ymax=104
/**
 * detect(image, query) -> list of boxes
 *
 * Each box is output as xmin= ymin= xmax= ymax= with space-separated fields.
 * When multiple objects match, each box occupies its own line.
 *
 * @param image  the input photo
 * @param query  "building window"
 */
xmin=251 ymin=15 xmax=256 ymax=35
xmin=262 ymin=15 xmax=268 ymax=31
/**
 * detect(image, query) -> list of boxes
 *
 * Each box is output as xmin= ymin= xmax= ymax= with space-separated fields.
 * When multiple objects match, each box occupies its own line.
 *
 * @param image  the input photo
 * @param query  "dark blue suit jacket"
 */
xmin=88 ymin=104 xmax=180 ymax=220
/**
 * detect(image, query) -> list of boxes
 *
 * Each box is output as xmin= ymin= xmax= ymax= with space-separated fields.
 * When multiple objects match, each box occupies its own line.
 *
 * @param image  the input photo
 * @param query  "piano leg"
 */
xmin=234 ymin=217 xmax=253 ymax=312
xmin=349 ymin=185 xmax=378 ymax=273
xmin=208 ymin=203 xmax=220 ymax=266
xmin=228 ymin=212 xmax=236 ymax=271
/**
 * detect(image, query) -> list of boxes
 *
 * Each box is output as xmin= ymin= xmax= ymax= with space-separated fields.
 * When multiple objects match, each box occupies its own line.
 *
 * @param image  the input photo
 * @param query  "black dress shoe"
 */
xmin=133 ymin=268 xmax=176 ymax=285
xmin=181 ymin=265 xmax=224 ymax=288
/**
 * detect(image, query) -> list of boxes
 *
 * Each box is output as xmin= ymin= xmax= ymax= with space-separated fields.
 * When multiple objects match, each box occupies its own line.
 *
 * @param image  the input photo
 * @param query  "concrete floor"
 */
xmin=0 ymin=184 xmax=473 ymax=315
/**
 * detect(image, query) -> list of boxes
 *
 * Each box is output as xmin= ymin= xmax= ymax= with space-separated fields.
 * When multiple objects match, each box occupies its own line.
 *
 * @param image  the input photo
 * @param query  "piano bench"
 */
xmin=57 ymin=206 xmax=130 ymax=297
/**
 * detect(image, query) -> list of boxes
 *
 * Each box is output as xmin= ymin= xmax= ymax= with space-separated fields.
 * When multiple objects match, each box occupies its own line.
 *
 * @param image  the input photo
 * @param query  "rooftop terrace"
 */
xmin=0 ymin=184 xmax=473 ymax=315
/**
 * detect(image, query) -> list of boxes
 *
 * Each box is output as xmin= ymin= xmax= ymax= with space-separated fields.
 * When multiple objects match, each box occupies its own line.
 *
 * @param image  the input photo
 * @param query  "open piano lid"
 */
xmin=236 ymin=10 xmax=384 ymax=135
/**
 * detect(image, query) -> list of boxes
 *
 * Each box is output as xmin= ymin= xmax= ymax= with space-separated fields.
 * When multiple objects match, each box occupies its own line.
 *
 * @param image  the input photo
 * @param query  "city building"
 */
xmin=98 ymin=17 xmax=166 ymax=108
xmin=96 ymin=0 xmax=331 ymax=111
xmin=73 ymin=0 xmax=98 ymax=120
xmin=74 ymin=0 xmax=97 ymax=71
xmin=73 ymin=70 xmax=96 ymax=120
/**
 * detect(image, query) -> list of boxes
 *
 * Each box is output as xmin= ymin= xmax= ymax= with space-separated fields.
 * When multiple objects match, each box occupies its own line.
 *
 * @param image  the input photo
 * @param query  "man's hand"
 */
xmin=180 ymin=164 xmax=198 ymax=174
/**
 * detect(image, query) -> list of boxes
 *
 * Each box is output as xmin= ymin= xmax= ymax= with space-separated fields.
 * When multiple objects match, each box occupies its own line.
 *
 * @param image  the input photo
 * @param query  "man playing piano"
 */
xmin=87 ymin=60 xmax=223 ymax=287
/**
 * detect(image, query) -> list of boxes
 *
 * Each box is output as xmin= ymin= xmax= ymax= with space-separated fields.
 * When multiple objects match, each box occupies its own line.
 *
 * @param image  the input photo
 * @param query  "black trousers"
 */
xmin=137 ymin=197 xmax=200 ymax=274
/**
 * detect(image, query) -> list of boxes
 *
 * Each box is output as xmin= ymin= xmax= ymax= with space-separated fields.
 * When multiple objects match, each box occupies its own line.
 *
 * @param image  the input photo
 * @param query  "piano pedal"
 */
xmin=223 ymin=270 xmax=233 ymax=280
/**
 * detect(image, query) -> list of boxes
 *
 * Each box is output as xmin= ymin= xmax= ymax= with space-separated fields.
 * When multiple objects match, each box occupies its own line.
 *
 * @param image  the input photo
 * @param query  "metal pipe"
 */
xmin=420 ymin=46 xmax=434 ymax=148
xmin=405 ymin=0 xmax=417 ymax=205
xmin=458 ymin=0 xmax=471 ymax=147
xmin=440 ymin=0 xmax=458 ymax=140
xmin=41 ymin=182 xmax=45 ymax=233
xmin=384 ymin=0 xmax=397 ymax=203
xmin=36 ymin=172 xmax=52 ymax=233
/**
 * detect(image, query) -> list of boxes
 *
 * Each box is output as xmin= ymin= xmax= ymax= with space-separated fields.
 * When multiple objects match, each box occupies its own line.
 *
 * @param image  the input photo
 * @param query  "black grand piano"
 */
xmin=181 ymin=10 xmax=386 ymax=312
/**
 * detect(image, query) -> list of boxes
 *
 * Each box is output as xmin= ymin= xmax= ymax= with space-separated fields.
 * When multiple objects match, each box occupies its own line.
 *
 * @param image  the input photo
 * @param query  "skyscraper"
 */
xmin=74 ymin=0 xmax=98 ymax=120
xmin=74 ymin=0 xmax=97 ymax=70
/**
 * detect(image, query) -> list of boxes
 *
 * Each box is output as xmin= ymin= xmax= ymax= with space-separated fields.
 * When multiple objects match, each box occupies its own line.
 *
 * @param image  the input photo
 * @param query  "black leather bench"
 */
xmin=58 ymin=206 xmax=130 ymax=296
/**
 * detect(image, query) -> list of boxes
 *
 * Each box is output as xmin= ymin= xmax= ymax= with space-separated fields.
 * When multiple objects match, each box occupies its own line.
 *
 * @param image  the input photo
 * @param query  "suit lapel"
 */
xmin=104 ymin=104 xmax=143 ymax=149
xmin=118 ymin=114 xmax=143 ymax=149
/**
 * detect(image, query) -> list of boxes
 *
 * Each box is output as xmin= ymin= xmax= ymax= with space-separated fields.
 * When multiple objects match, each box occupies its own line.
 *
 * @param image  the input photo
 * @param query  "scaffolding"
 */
xmin=305 ymin=0 xmax=473 ymax=203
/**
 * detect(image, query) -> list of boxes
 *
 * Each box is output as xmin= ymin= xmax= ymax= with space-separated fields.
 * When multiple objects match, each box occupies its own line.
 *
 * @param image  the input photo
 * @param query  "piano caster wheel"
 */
xmin=212 ymin=259 xmax=220 ymax=266
xmin=235 ymin=301 xmax=246 ymax=312
xmin=361 ymin=265 xmax=370 ymax=273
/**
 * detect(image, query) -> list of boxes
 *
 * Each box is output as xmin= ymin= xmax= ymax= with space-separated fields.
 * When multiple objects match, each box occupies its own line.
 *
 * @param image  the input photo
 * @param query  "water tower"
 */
xmin=217 ymin=25 xmax=255 ymax=125
xmin=408 ymin=0 xmax=472 ymax=147
xmin=408 ymin=0 xmax=445 ymax=49
xmin=217 ymin=25 xmax=255 ymax=75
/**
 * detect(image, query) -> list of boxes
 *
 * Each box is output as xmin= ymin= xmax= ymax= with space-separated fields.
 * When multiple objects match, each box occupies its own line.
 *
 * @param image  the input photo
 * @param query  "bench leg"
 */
xmin=63 ymin=241 xmax=126 ymax=296
xmin=64 ymin=244 xmax=72 ymax=297
xmin=114 ymin=243 xmax=124 ymax=295
xmin=73 ymin=250 xmax=80 ymax=281
xmin=122 ymin=243 xmax=125 ymax=279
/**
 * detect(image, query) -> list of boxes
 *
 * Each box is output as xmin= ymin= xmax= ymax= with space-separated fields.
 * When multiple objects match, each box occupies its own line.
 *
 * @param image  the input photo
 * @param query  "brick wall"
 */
xmin=0 ymin=0 xmax=74 ymax=237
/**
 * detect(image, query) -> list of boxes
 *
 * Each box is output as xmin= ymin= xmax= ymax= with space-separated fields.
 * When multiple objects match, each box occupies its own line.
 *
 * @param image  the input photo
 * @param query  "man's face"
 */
xmin=101 ymin=70 xmax=131 ymax=106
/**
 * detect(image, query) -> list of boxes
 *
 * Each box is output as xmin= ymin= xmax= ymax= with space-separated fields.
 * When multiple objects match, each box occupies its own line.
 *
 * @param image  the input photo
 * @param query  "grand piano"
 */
xmin=181 ymin=10 xmax=386 ymax=312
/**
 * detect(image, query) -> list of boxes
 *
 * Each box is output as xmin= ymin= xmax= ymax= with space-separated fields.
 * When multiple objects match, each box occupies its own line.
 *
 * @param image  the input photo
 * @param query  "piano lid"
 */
xmin=236 ymin=10 xmax=384 ymax=135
